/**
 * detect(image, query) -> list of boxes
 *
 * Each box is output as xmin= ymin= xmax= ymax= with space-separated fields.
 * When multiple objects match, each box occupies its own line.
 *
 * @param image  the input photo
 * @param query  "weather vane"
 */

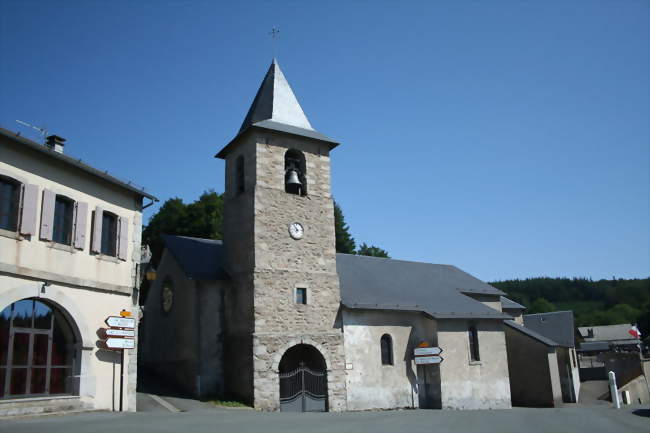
xmin=269 ymin=27 xmax=280 ymax=58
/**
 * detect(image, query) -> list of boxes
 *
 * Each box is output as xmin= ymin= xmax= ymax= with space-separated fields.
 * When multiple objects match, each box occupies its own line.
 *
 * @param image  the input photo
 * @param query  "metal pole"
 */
xmin=608 ymin=370 xmax=620 ymax=409
xmin=119 ymin=350 xmax=124 ymax=412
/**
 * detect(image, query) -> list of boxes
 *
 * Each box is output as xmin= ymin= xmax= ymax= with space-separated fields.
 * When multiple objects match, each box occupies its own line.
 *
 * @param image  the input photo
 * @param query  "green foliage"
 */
xmin=357 ymin=243 xmax=390 ymax=258
xmin=334 ymin=201 xmax=356 ymax=254
xmin=210 ymin=400 xmax=250 ymax=408
xmin=491 ymin=277 xmax=650 ymax=335
xmin=143 ymin=190 xmax=224 ymax=265
xmin=528 ymin=297 xmax=556 ymax=314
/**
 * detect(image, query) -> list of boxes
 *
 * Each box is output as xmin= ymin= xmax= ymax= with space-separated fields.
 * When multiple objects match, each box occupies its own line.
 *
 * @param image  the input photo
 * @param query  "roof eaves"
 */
xmin=0 ymin=128 xmax=158 ymax=201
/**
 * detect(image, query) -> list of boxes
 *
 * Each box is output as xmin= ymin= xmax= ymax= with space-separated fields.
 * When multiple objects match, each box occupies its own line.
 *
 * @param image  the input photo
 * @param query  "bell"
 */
xmin=286 ymin=169 xmax=301 ymax=186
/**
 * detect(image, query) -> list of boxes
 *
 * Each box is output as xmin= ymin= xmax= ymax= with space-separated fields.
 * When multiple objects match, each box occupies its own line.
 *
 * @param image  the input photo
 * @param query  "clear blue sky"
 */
xmin=1 ymin=1 xmax=648 ymax=281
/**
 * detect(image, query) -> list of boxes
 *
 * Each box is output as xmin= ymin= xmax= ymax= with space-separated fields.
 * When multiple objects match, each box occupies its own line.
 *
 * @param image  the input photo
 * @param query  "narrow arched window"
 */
xmin=380 ymin=334 xmax=393 ymax=365
xmin=468 ymin=325 xmax=480 ymax=362
xmin=0 ymin=176 xmax=21 ymax=232
xmin=236 ymin=155 xmax=245 ymax=194
xmin=284 ymin=149 xmax=307 ymax=196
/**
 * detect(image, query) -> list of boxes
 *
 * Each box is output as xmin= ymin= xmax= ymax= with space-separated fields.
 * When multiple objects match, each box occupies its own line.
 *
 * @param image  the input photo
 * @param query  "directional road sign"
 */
xmin=415 ymin=355 xmax=443 ymax=365
xmin=105 ymin=316 xmax=135 ymax=329
xmin=106 ymin=328 xmax=135 ymax=337
xmin=105 ymin=338 xmax=135 ymax=349
xmin=414 ymin=347 xmax=442 ymax=357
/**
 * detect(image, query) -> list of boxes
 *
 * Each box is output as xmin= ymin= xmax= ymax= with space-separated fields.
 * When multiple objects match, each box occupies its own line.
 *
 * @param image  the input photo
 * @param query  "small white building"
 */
xmin=0 ymin=129 xmax=156 ymax=415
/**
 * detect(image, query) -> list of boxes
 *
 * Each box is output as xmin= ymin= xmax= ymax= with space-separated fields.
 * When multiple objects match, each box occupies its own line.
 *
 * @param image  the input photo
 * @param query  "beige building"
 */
xmin=142 ymin=59 xmax=515 ymax=412
xmin=0 ymin=129 xmax=156 ymax=415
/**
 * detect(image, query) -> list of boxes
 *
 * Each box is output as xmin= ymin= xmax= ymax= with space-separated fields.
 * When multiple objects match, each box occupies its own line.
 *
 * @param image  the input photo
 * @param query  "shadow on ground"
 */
xmin=632 ymin=409 xmax=650 ymax=417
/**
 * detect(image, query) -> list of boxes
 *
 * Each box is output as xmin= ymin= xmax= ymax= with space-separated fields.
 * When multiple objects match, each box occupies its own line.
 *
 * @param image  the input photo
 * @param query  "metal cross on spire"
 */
xmin=269 ymin=27 xmax=280 ymax=58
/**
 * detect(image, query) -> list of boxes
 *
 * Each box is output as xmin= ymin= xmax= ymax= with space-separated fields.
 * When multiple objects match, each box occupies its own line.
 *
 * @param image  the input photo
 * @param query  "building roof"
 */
xmin=523 ymin=311 xmax=576 ymax=348
xmin=336 ymin=254 xmax=511 ymax=320
xmin=216 ymin=59 xmax=338 ymax=159
xmin=577 ymin=324 xmax=637 ymax=342
xmin=504 ymin=320 xmax=559 ymax=347
xmin=0 ymin=127 xmax=158 ymax=201
xmin=500 ymin=296 xmax=526 ymax=310
xmin=162 ymin=235 xmax=228 ymax=281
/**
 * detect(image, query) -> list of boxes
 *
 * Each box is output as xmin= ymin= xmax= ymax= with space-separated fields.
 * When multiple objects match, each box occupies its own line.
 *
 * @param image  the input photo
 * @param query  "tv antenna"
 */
xmin=16 ymin=119 xmax=48 ymax=144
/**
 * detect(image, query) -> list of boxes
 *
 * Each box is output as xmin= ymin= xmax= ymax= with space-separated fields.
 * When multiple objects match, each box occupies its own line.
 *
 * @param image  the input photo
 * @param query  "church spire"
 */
xmin=216 ymin=59 xmax=338 ymax=159
xmin=239 ymin=59 xmax=313 ymax=132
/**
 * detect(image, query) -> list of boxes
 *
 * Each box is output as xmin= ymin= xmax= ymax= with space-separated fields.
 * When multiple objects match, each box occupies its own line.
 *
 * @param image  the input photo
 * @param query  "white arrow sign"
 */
xmin=415 ymin=355 xmax=443 ymax=365
xmin=106 ymin=328 xmax=135 ymax=337
xmin=105 ymin=316 xmax=135 ymax=329
xmin=105 ymin=338 xmax=135 ymax=349
xmin=414 ymin=347 xmax=442 ymax=357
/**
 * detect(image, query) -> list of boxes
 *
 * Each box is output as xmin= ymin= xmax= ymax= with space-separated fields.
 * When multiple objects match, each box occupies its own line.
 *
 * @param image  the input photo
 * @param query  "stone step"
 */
xmin=0 ymin=396 xmax=92 ymax=418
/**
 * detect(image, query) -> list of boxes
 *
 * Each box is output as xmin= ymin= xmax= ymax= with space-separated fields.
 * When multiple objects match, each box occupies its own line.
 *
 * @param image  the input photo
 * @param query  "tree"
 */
xmin=143 ymin=190 xmax=223 ymax=265
xmin=357 ymin=243 xmax=390 ymax=258
xmin=334 ymin=201 xmax=356 ymax=254
xmin=529 ymin=297 xmax=556 ymax=314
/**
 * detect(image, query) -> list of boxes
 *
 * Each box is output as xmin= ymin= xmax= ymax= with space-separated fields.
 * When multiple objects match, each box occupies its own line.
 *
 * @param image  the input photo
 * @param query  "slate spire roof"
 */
xmin=239 ymin=58 xmax=313 ymax=132
xmin=216 ymin=59 xmax=337 ymax=159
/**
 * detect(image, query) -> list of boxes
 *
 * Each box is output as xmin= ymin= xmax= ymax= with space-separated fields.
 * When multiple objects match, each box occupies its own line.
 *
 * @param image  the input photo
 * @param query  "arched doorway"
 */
xmin=0 ymin=298 xmax=78 ymax=399
xmin=279 ymin=344 xmax=328 ymax=412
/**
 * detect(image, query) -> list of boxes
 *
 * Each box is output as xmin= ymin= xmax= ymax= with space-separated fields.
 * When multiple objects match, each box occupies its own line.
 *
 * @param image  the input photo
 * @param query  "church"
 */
xmin=140 ymin=59 xmax=514 ymax=412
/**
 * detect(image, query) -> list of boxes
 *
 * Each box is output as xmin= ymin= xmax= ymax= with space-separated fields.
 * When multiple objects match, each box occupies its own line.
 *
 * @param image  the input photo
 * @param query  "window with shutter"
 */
xmin=100 ymin=212 xmax=118 ymax=256
xmin=0 ymin=176 xmax=21 ymax=232
xmin=52 ymin=196 xmax=74 ymax=245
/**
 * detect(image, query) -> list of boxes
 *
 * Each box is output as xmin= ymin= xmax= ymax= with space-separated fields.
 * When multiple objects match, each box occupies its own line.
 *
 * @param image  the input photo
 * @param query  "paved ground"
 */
xmin=1 ymin=405 xmax=649 ymax=433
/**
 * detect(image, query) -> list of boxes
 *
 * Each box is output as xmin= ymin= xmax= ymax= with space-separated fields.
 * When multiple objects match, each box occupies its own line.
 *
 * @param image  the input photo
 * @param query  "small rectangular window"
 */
xmin=468 ymin=325 xmax=480 ymax=362
xmin=52 ymin=196 xmax=73 ymax=245
xmin=296 ymin=288 xmax=307 ymax=305
xmin=100 ymin=212 xmax=118 ymax=256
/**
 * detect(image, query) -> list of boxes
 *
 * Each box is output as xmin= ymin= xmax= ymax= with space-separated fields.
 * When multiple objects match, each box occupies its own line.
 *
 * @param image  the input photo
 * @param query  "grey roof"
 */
xmin=162 ymin=235 xmax=228 ymax=281
xmin=523 ymin=311 xmax=576 ymax=348
xmin=578 ymin=324 xmax=637 ymax=342
xmin=239 ymin=59 xmax=313 ymax=132
xmin=216 ymin=60 xmax=338 ymax=159
xmin=337 ymin=254 xmax=511 ymax=320
xmin=504 ymin=320 xmax=559 ymax=347
xmin=501 ymin=296 xmax=526 ymax=310
xmin=0 ymin=127 xmax=158 ymax=201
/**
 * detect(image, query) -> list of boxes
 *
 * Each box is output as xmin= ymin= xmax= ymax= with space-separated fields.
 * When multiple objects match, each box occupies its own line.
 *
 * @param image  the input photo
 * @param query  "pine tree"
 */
xmin=334 ymin=201 xmax=356 ymax=254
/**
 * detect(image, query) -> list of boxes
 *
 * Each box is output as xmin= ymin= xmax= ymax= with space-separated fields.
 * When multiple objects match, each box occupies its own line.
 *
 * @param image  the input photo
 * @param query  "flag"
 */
xmin=628 ymin=325 xmax=642 ymax=339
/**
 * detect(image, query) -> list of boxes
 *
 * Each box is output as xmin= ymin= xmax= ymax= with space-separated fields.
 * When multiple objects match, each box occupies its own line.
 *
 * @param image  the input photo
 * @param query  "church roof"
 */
xmin=504 ymin=320 xmax=559 ymax=347
xmin=500 ymin=296 xmax=526 ymax=310
xmin=162 ymin=235 xmax=228 ymax=281
xmin=337 ymin=254 xmax=511 ymax=320
xmin=523 ymin=311 xmax=576 ymax=348
xmin=216 ymin=59 xmax=338 ymax=159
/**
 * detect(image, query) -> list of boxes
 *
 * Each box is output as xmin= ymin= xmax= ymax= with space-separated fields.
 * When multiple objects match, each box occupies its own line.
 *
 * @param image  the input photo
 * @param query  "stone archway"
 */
xmin=278 ymin=344 xmax=328 ymax=412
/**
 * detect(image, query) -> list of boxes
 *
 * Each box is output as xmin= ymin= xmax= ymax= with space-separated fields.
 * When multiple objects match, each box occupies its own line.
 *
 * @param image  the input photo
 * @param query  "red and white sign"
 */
xmin=629 ymin=325 xmax=642 ymax=339
xmin=105 ymin=316 xmax=135 ymax=329
xmin=105 ymin=338 xmax=135 ymax=349
xmin=106 ymin=328 xmax=136 ymax=337
xmin=415 ymin=355 xmax=443 ymax=365
xmin=414 ymin=347 xmax=443 ymax=357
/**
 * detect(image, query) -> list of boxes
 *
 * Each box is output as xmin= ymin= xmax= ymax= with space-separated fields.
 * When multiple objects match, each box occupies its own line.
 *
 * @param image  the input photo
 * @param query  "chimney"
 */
xmin=46 ymin=135 xmax=66 ymax=153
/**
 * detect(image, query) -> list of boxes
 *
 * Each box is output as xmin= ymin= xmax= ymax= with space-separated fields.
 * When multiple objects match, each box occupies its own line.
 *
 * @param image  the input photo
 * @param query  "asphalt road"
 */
xmin=2 ymin=405 xmax=649 ymax=433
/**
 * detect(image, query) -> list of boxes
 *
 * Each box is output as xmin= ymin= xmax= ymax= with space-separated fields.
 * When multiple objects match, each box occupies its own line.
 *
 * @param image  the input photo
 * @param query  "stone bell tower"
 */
xmin=216 ymin=59 xmax=347 ymax=411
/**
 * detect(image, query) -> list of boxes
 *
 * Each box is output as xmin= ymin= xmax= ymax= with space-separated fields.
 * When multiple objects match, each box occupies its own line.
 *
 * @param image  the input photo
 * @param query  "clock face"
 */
xmin=162 ymin=285 xmax=173 ymax=313
xmin=288 ymin=222 xmax=304 ymax=240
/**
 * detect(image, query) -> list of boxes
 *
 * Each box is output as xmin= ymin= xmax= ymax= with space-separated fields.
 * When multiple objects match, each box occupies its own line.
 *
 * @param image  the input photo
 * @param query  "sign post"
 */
xmin=414 ymin=346 xmax=444 ymax=365
xmin=99 ymin=310 xmax=135 ymax=412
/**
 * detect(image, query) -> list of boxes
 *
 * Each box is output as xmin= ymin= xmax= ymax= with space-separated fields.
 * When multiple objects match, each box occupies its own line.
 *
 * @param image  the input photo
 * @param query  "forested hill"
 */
xmin=490 ymin=277 xmax=650 ymax=335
